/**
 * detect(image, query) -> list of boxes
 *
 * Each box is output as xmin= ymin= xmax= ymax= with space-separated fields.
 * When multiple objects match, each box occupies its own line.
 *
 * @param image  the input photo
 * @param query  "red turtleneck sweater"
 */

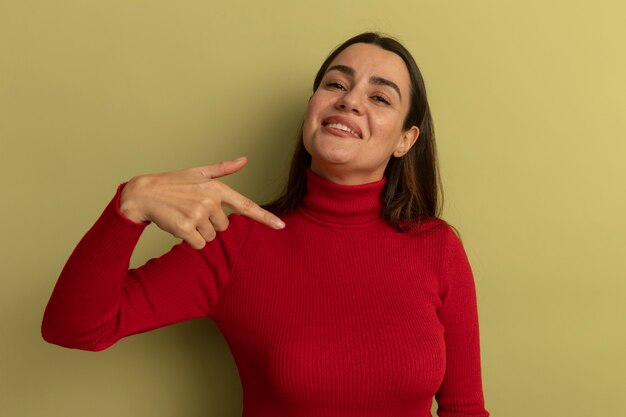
xmin=42 ymin=170 xmax=489 ymax=417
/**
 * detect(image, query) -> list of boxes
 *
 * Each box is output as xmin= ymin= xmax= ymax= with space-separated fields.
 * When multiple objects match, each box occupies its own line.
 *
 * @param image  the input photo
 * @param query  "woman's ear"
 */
xmin=393 ymin=126 xmax=420 ymax=157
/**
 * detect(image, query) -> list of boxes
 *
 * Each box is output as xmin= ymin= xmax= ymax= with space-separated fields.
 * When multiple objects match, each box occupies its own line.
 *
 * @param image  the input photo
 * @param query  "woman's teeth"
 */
xmin=326 ymin=123 xmax=361 ymax=138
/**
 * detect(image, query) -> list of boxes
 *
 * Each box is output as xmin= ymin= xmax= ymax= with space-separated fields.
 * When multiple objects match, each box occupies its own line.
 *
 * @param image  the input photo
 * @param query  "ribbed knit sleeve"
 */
xmin=435 ymin=229 xmax=489 ymax=417
xmin=41 ymin=183 xmax=245 ymax=351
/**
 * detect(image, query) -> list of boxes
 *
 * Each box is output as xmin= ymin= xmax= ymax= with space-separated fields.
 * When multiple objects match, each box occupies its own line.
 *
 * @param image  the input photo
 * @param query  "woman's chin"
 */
xmin=311 ymin=152 xmax=354 ymax=170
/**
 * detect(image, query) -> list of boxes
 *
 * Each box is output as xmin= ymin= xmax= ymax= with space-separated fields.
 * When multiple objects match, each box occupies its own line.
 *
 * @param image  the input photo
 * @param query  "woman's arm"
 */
xmin=41 ymin=158 xmax=283 ymax=351
xmin=41 ymin=183 xmax=238 ymax=350
xmin=435 ymin=229 xmax=490 ymax=417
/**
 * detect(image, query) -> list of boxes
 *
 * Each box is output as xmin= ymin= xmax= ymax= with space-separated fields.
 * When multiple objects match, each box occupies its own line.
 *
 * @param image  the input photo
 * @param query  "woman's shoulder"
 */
xmin=400 ymin=216 xmax=455 ymax=236
xmin=398 ymin=215 xmax=464 ymax=250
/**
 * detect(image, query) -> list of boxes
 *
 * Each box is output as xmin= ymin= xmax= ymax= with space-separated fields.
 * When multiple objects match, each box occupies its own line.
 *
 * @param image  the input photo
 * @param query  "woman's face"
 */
xmin=303 ymin=42 xmax=419 ymax=185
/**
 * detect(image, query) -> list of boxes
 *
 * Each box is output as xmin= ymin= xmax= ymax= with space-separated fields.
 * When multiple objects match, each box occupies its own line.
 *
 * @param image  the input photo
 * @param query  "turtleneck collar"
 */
xmin=301 ymin=169 xmax=386 ymax=225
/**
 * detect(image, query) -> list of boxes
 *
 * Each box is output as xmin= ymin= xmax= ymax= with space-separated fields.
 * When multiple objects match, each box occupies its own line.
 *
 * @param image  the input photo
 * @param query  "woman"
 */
xmin=42 ymin=32 xmax=490 ymax=416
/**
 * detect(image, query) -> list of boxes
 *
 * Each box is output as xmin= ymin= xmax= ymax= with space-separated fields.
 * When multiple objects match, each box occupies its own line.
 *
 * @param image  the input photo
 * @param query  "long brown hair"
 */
xmin=265 ymin=32 xmax=445 ymax=232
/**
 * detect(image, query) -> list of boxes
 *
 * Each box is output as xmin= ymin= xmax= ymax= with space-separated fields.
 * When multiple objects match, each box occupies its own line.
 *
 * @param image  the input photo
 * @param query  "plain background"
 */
xmin=2 ymin=1 xmax=625 ymax=416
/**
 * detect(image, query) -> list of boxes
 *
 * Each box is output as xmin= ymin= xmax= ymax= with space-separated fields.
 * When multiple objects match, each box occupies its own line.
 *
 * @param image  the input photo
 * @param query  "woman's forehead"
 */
xmin=326 ymin=43 xmax=410 ymax=90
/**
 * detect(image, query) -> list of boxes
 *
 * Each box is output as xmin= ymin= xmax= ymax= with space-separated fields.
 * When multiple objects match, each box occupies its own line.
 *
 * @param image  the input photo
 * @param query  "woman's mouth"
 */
xmin=321 ymin=116 xmax=363 ymax=139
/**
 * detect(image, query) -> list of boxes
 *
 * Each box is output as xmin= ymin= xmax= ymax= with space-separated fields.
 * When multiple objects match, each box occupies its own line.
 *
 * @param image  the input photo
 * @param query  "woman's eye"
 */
xmin=326 ymin=82 xmax=346 ymax=90
xmin=372 ymin=95 xmax=391 ymax=105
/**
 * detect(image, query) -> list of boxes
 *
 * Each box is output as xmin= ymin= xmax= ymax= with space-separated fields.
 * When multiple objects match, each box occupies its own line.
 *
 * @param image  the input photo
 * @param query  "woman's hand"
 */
xmin=119 ymin=157 xmax=285 ymax=249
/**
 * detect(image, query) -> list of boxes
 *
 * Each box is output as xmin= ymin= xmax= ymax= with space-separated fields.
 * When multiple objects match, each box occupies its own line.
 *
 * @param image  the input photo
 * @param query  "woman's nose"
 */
xmin=335 ymin=89 xmax=363 ymax=114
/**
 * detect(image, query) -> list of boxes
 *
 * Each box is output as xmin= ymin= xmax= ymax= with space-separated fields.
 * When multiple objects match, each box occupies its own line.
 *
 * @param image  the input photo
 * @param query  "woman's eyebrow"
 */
xmin=326 ymin=64 xmax=402 ymax=101
xmin=370 ymin=76 xmax=402 ymax=101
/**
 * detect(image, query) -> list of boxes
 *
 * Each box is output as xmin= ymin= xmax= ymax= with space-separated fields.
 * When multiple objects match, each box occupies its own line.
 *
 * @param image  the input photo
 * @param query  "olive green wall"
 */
xmin=2 ymin=1 xmax=624 ymax=416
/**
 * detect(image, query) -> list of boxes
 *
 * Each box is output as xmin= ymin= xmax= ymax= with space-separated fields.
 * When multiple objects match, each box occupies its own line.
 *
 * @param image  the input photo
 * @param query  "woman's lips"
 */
xmin=322 ymin=116 xmax=363 ymax=139
xmin=323 ymin=124 xmax=362 ymax=139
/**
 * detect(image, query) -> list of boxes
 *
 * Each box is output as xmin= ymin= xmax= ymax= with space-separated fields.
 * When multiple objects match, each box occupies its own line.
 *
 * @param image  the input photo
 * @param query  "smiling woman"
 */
xmin=303 ymin=43 xmax=419 ymax=185
xmin=267 ymin=33 xmax=440 ymax=230
xmin=42 ymin=32 xmax=490 ymax=417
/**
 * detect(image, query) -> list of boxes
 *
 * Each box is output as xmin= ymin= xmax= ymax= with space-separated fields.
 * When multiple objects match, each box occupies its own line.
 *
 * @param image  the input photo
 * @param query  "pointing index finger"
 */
xmin=223 ymin=188 xmax=285 ymax=230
